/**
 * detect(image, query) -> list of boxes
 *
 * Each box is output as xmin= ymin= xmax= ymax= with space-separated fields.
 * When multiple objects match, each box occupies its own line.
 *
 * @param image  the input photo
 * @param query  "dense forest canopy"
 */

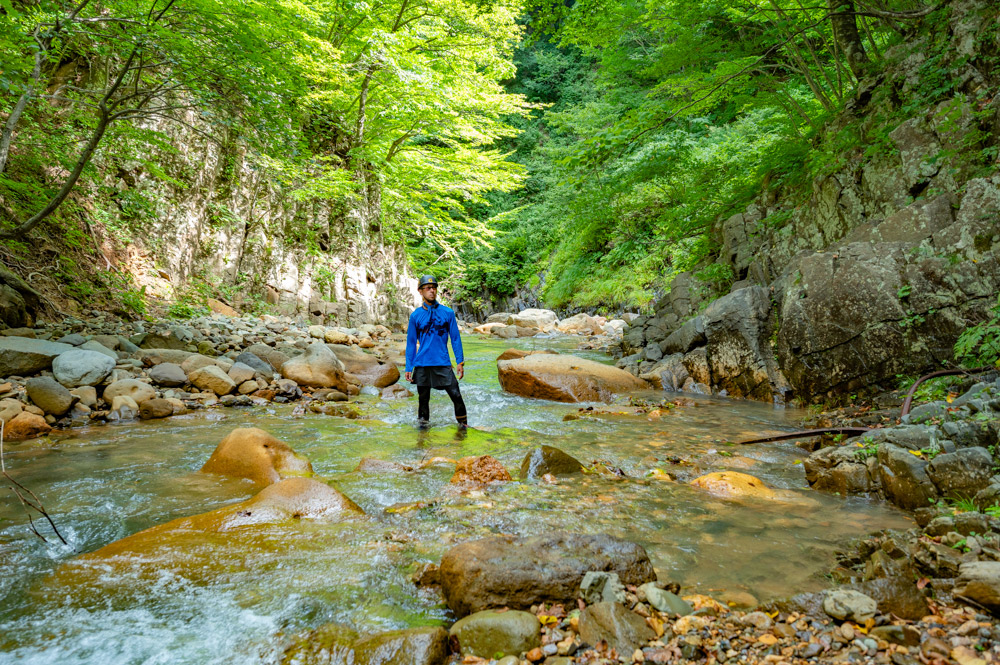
xmin=0 ymin=0 xmax=958 ymax=314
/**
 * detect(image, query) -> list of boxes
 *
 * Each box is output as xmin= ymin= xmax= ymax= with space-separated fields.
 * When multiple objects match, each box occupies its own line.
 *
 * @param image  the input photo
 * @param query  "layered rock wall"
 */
xmin=620 ymin=0 xmax=1000 ymax=402
xmin=115 ymin=114 xmax=419 ymax=328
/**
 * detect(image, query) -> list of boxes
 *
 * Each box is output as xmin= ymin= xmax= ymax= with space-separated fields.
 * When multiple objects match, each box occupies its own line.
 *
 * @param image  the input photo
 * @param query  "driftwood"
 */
xmin=0 ymin=422 xmax=71 ymax=547
xmin=737 ymin=365 xmax=994 ymax=445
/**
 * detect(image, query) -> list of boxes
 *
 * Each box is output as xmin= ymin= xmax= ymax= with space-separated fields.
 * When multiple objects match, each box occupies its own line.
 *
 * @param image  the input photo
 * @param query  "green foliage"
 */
xmin=955 ymin=295 xmax=1000 ymax=368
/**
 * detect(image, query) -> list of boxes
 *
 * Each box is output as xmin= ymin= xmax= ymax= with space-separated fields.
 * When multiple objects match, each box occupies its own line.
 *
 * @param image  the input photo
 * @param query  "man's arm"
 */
xmin=449 ymin=311 xmax=464 ymax=379
xmin=404 ymin=312 xmax=417 ymax=381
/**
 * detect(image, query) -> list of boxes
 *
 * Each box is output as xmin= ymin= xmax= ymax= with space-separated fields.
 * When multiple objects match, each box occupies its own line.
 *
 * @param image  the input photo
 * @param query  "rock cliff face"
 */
xmin=619 ymin=0 xmax=1000 ymax=402
xmin=131 ymin=114 xmax=419 ymax=327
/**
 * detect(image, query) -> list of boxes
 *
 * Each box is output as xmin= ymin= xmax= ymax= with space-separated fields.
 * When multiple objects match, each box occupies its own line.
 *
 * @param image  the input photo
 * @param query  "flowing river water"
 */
xmin=0 ymin=336 xmax=912 ymax=664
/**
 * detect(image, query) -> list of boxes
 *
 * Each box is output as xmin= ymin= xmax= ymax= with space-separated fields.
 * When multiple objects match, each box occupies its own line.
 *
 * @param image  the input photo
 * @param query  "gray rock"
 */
xmin=904 ymin=401 xmax=949 ymax=424
xmin=927 ymin=447 xmax=995 ymax=498
xmin=578 ymin=602 xmax=655 ymax=655
xmin=0 ymin=337 xmax=73 ymax=376
xmin=702 ymin=286 xmax=789 ymax=401
xmin=25 ymin=376 xmax=75 ymax=416
xmin=580 ymin=571 xmax=626 ymax=605
xmin=954 ymin=561 xmax=1000 ymax=612
xmin=660 ymin=316 xmax=706 ymax=355
xmin=56 ymin=334 xmax=86 ymax=346
xmin=52 ymin=349 xmax=116 ymax=387
xmin=449 ymin=610 xmax=540 ymax=658
xmin=639 ymin=583 xmax=693 ymax=617
xmin=822 ymin=589 xmax=877 ymax=622
xmin=227 ymin=362 xmax=256 ymax=385
xmin=235 ymin=351 xmax=273 ymax=375
xmin=520 ymin=446 xmax=584 ymax=480
xmin=643 ymin=343 xmax=662 ymax=362
xmin=878 ymin=444 xmax=939 ymax=510
xmin=79 ymin=340 xmax=118 ymax=360
xmin=148 ymin=363 xmax=187 ymax=387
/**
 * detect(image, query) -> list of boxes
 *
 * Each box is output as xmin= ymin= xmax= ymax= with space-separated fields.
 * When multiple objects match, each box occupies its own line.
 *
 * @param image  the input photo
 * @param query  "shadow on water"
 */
xmin=0 ymin=335 xmax=912 ymax=664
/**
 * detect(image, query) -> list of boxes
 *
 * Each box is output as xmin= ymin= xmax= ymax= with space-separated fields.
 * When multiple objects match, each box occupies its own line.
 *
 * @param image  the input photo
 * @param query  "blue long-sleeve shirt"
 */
xmin=405 ymin=301 xmax=464 ymax=373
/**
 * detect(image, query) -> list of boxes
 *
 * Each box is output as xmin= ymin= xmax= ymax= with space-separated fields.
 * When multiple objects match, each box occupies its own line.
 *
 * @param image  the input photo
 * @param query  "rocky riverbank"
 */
xmin=0 ymin=307 xmax=631 ymax=440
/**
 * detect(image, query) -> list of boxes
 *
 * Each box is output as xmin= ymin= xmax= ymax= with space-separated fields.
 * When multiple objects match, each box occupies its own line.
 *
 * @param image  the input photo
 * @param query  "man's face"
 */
xmin=420 ymin=284 xmax=437 ymax=302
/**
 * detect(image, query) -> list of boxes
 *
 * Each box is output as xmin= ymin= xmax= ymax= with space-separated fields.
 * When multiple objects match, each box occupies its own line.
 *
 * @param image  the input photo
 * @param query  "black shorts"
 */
xmin=412 ymin=365 xmax=457 ymax=389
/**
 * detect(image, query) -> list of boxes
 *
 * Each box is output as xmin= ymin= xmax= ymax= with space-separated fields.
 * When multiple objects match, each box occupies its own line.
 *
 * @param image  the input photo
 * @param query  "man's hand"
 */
xmin=405 ymin=371 xmax=412 ymax=382
xmin=456 ymin=362 xmax=464 ymax=380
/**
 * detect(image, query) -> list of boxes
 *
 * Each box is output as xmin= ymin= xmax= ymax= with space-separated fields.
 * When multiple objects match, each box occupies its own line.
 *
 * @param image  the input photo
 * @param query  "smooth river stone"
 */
xmin=201 ymin=427 xmax=313 ymax=485
xmin=0 ymin=337 xmax=73 ymax=376
xmin=497 ymin=354 xmax=648 ymax=402
xmin=52 ymin=349 xmax=116 ymax=387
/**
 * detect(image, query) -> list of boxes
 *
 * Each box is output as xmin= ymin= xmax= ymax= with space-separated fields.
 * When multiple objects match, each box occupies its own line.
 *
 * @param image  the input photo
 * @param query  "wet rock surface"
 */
xmin=497 ymin=355 xmax=648 ymax=403
xmin=438 ymin=533 xmax=656 ymax=617
xmin=200 ymin=427 xmax=313 ymax=485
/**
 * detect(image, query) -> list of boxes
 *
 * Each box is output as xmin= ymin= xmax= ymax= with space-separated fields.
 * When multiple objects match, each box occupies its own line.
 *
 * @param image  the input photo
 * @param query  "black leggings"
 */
xmin=417 ymin=383 xmax=467 ymax=424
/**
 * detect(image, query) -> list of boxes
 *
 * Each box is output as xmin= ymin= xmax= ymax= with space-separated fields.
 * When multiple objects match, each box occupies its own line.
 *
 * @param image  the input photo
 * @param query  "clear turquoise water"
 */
xmin=0 ymin=336 xmax=911 ymax=664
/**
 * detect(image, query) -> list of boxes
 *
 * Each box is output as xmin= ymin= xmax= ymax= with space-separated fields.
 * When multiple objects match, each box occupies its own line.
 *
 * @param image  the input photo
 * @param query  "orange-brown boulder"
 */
xmin=497 ymin=354 xmax=648 ymax=402
xmin=4 ymin=411 xmax=51 ymax=440
xmin=80 ymin=477 xmax=363 ymax=560
xmin=495 ymin=349 xmax=560 ymax=362
xmin=200 ymin=427 xmax=312 ymax=485
xmin=451 ymin=456 xmax=512 ymax=484
xmin=689 ymin=471 xmax=775 ymax=499
xmin=280 ymin=342 xmax=348 ymax=390
xmin=329 ymin=345 xmax=400 ymax=388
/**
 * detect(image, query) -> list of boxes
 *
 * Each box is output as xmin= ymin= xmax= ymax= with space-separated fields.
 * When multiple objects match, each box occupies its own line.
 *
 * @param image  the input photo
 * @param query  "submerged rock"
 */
xmin=497 ymin=354 xmax=648 ymax=402
xmin=201 ymin=427 xmax=313 ymax=485
xmin=450 ymin=456 xmax=512 ymax=484
xmin=439 ymin=533 xmax=656 ymax=616
xmin=689 ymin=471 xmax=776 ymax=499
xmin=82 ymin=477 xmax=362 ymax=560
xmin=449 ymin=610 xmax=540 ymax=658
xmin=520 ymin=446 xmax=584 ymax=480
xmin=283 ymin=625 xmax=448 ymax=665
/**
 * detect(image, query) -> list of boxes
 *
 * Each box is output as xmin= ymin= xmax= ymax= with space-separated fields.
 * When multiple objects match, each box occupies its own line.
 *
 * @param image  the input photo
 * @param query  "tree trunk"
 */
xmin=828 ymin=0 xmax=869 ymax=80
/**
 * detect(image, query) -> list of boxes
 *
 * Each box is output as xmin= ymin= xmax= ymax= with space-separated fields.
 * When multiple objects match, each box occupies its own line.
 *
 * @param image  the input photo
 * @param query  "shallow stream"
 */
xmin=0 ymin=336 xmax=911 ymax=664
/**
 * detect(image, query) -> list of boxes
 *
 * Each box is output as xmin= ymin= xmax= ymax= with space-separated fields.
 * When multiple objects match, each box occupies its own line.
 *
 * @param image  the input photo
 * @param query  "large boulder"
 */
xmin=520 ymin=446 xmax=584 ymax=479
xmin=449 ymin=610 xmax=540 ymax=658
xmin=497 ymin=354 xmax=648 ymax=403
xmin=329 ymin=345 xmax=399 ymax=388
xmin=25 ymin=376 xmax=75 ymax=416
xmin=201 ymin=427 xmax=313 ymax=485
xmin=188 ymin=365 xmax=236 ymax=396
xmin=507 ymin=309 xmax=558 ymax=331
xmin=927 ymin=447 xmax=995 ymax=498
xmin=280 ymin=343 xmax=348 ymax=390
xmin=0 ymin=337 xmax=73 ymax=376
xmin=496 ymin=348 xmax=558 ymax=362
xmin=557 ymin=313 xmax=603 ymax=335
xmin=439 ymin=533 xmax=656 ymax=617
xmin=702 ymin=286 xmax=789 ymax=402
xmin=52 ymin=349 xmax=116 ymax=388
xmin=103 ymin=379 xmax=157 ymax=405
xmin=81 ymin=477 xmax=363 ymax=561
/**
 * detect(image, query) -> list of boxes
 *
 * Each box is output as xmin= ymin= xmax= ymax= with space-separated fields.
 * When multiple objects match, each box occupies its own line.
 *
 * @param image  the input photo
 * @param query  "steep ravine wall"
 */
xmin=619 ymin=0 xmax=1000 ymax=403
xmin=123 ymin=113 xmax=419 ymax=328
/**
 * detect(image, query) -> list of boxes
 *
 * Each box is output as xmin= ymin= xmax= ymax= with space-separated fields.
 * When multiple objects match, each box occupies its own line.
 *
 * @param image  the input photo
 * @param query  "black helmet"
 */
xmin=418 ymin=275 xmax=438 ymax=289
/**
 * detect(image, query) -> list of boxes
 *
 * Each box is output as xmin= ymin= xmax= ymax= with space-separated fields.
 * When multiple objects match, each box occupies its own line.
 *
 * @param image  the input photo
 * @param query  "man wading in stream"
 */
xmin=404 ymin=275 xmax=468 ymax=429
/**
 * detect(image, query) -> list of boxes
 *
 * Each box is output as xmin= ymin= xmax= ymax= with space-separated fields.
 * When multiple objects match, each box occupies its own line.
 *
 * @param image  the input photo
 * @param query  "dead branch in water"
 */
xmin=0 ymin=422 xmax=71 ymax=547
